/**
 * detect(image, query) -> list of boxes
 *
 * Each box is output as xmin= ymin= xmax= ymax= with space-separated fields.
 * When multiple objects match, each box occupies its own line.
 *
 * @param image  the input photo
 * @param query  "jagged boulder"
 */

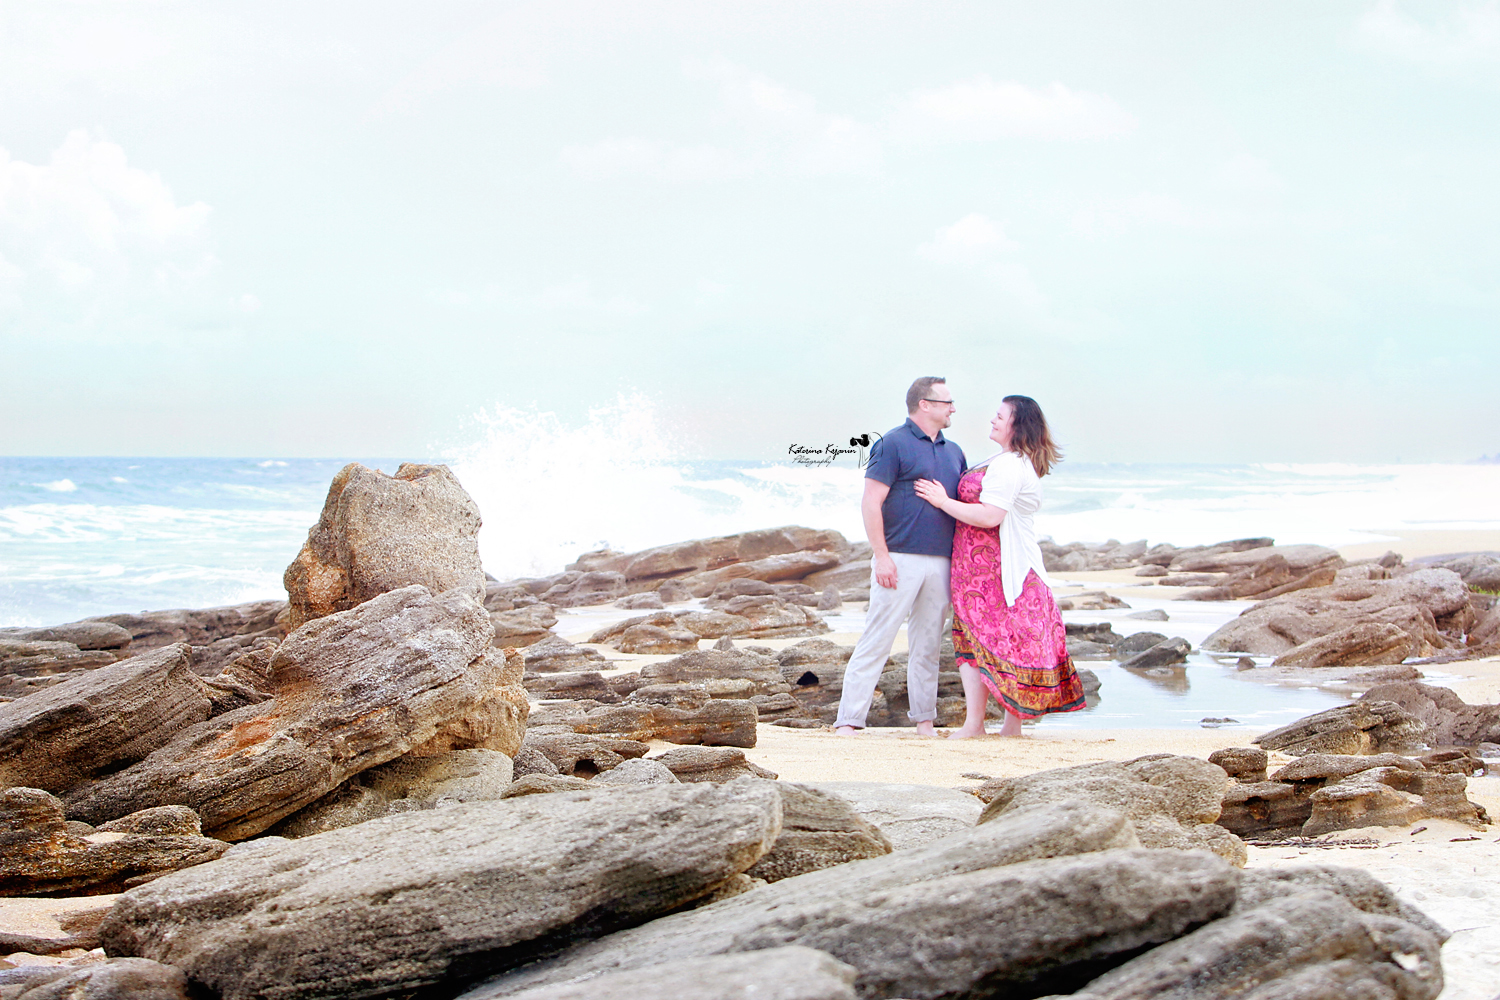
xmin=1357 ymin=681 xmax=1500 ymax=747
xmin=1271 ymin=622 xmax=1418 ymax=668
xmin=283 ymin=463 xmax=485 ymax=629
xmin=62 ymin=586 xmax=512 ymax=840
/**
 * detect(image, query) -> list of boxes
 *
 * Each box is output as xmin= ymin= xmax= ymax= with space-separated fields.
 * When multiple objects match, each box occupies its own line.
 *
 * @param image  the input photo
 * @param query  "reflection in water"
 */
xmin=1122 ymin=664 xmax=1190 ymax=694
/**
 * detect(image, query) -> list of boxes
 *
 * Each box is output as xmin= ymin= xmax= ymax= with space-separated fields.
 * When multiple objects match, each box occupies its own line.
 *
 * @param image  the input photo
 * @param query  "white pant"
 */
xmin=834 ymin=552 xmax=951 ymax=729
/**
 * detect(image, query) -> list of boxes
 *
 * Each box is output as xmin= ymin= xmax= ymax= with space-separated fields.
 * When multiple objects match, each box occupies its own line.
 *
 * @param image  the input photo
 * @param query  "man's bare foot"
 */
xmin=947 ymin=725 xmax=987 ymax=740
xmin=914 ymin=720 xmax=936 ymax=737
xmin=835 ymin=725 xmax=861 ymax=736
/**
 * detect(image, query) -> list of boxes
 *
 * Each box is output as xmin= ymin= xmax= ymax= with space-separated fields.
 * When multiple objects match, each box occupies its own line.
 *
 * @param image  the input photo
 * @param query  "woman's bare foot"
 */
xmin=997 ymin=714 xmax=1025 ymax=737
xmin=947 ymin=725 xmax=987 ymax=739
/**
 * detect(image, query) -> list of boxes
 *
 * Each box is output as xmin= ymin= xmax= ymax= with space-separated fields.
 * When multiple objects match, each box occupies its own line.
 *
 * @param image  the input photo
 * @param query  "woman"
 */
xmin=913 ymin=395 xmax=1084 ymax=737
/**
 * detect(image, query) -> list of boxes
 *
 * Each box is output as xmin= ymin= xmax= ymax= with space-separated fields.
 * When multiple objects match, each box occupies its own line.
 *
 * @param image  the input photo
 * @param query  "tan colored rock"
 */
xmin=491 ymin=605 xmax=557 ymax=647
xmin=283 ymin=463 xmax=485 ymax=629
xmin=1207 ymin=747 xmax=1268 ymax=783
xmin=1271 ymin=622 xmax=1418 ymax=668
xmin=86 ymin=599 xmax=286 ymax=653
xmin=1203 ymin=568 xmax=1471 ymax=655
xmin=0 ymin=788 xmax=227 ymax=897
xmin=976 ymin=754 xmax=1244 ymax=866
xmin=411 ymin=647 xmax=529 ymax=757
xmin=63 ymin=586 xmax=509 ymax=840
xmin=744 ymin=784 xmax=892 ymax=883
xmin=572 ymin=699 xmax=760 ymax=748
xmin=1254 ymin=701 xmax=1429 ymax=757
xmin=568 ymin=527 xmax=849 ymax=585
xmin=649 ymin=746 xmax=777 ymax=782
xmin=679 ymin=551 xmax=845 ymax=597
xmin=1172 ymin=543 xmax=1343 ymax=576
xmin=640 ymin=649 xmax=790 ymax=696
xmin=1356 ymin=681 xmax=1500 ymax=747
xmin=1304 ymin=765 xmax=1484 ymax=835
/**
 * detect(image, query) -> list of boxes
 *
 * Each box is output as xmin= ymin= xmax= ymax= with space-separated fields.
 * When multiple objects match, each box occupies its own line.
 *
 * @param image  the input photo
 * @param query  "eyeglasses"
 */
xmin=922 ymin=398 xmax=956 ymax=407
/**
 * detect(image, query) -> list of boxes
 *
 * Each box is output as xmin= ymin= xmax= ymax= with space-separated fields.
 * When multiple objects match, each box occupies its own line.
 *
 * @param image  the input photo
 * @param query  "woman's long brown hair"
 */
xmin=1004 ymin=395 xmax=1062 ymax=478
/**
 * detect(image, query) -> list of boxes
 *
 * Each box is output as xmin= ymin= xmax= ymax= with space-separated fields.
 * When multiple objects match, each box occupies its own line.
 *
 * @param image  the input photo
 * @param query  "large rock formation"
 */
xmin=1357 ymin=681 xmax=1500 ymax=747
xmin=565 ymin=527 xmax=849 ymax=594
xmin=99 ymin=782 xmax=785 ymax=1000
xmin=283 ymin=462 xmax=485 ymax=629
xmin=0 ymin=644 xmax=212 ymax=793
xmin=62 ymin=586 xmax=517 ymax=840
xmin=462 ymin=800 xmax=1153 ymax=998
xmin=1202 ymin=568 xmax=1474 ymax=656
xmin=1254 ymin=700 xmax=1428 ymax=756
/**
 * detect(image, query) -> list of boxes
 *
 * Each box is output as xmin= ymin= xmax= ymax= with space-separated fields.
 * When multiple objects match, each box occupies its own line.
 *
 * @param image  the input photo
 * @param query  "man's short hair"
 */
xmin=906 ymin=376 xmax=947 ymax=413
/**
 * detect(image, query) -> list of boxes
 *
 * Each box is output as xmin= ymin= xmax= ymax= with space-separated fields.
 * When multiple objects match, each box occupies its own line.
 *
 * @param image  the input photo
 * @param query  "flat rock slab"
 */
xmin=471 ymin=845 xmax=1234 ymax=1000
xmin=0 ymin=644 xmax=211 ymax=794
xmin=0 ymin=957 xmax=197 ymax=999
xmin=99 ymin=781 xmax=784 ymax=1000
xmin=1063 ymin=888 xmax=1443 ymax=1000
xmin=802 ymin=781 xmax=982 ymax=850
xmin=63 ymin=586 xmax=507 ymax=839
xmin=501 ymin=946 xmax=856 ymax=1000
xmin=466 ymin=799 xmax=1144 ymax=998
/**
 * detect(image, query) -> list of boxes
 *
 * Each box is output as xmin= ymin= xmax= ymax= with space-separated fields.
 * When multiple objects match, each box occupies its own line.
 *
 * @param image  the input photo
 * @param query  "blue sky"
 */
xmin=2 ymin=0 xmax=1497 ymax=463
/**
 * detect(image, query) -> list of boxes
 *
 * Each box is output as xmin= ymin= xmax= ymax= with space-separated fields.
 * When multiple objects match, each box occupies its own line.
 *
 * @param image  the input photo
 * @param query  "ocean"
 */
xmin=4 ymin=448 xmax=1499 ymax=629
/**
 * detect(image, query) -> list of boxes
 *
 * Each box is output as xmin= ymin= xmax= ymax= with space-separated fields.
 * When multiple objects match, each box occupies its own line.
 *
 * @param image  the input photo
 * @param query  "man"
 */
xmin=835 ymin=376 xmax=966 ymax=735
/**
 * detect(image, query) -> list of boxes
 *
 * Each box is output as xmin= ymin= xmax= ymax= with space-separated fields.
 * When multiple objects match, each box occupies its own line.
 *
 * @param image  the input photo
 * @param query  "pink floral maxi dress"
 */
xmin=950 ymin=465 xmax=1085 ymax=719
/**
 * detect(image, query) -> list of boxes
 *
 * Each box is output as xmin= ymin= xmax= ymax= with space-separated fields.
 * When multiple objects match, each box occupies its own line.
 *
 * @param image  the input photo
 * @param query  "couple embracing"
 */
xmin=834 ymin=376 xmax=1085 ymax=738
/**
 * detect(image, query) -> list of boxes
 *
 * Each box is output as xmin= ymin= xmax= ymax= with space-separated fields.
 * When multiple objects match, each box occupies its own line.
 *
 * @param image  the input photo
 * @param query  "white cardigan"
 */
xmin=974 ymin=449 xmax=1051 ymax=607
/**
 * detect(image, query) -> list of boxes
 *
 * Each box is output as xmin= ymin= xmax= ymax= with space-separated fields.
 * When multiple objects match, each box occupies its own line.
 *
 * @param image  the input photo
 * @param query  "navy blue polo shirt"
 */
xmin=864 ymin=418 xmax=967 ymax=556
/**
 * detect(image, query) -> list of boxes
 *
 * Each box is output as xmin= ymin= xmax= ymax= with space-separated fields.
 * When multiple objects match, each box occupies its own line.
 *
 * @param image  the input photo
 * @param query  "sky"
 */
xmin=2 ymin=0 xmax=1498 ymax=464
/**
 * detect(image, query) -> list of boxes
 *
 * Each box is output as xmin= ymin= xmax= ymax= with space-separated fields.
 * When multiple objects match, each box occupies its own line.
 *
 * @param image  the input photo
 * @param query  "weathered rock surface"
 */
xmin=283 ymin=462 xmax=485 ymax=629
xmin=1208 ymin=747 xmax=1268 ymax=783
xmin=590 ymin=758 xmax=679 ymax=786
xmin=1061 ymin=887 xmax=1442 ymax=1000
xmin=0 ymin=788 xmax=227 ymax=897
xmin=0 ymin=621 xmax=133 ymax=650
xmin=976 ymin=754 xmax=1245 ymax=866
xmin=517 ymin=732 xmax=649 ymax=777
xmin=1203 ymin=568 xmax=1473 ymax=656
xmin=495 ymin=946 xmax=857 ymax=1000
xmin=63 ymin=586 xmax=511 ymax=840
xmin=266 ymin=749 xmax=516 ymax=838
xmin=0 ymin=957 xmax=198 ymax=999
xmin=591 ymin=602 xmax=829 ymax=649
xmin=1233 ymin=863 xmax=1449 ymax=941
xmin=1409 ymin=550 xmax=1500 ymax=591
xmin=1271 ymin=621 xmax=1418 ymax=668
xmin=466 ymin=840 xmax=1234 ymax=1000
xmin=679 ymin=551 xmax=845 ymax=597
xmin=566 ymin=527 xmax=849 ymax=590
xmin=745 ymin=784 xmax=892 ymax=883
xmin=1358 ymin=681 xmax=1500 ymax=747
xmin=100 ymin=782 xmax=785 ymax=1000
xmin=491 ymin=604 xmax=558 ymax=647
xmin=1117 ymin=637 xmax=1192 ymax=670
xmin=649 ymin=745 xmax=777 ymax=782
xmin=540 ymin=571 xmax=628 ymax=608
xmin=1175 ymin=547 xmax=1344 ymax=602
xmin=1216 ymin=751 xmax=1486 ymax=839
xmin=640 ymin=649 xmax=791 ymax=695
xmin=1254 ymin=700 xmax=1428 ymax=756
xmin=521 ymin=633 xmax=608 ymax=673
xmin=570 ymin=698 xmax=760 ymax=748
xmin=86 ymin=599 xmax=286 ymax=654
xmin=803 ymin=781 xmax=982 ymax=850
xmin=0 ymin=644 xmax=211 ymax=794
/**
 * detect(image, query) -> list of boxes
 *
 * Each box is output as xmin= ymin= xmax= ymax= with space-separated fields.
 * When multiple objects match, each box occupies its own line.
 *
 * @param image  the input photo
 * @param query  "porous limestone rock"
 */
xmin=0 ymin=644 xmax=211 ymax=794
xmin=744 ymin=783 xmax=892 ymax=883
xmin=976 ymin=754 xmax=1245 ymax=867
xmin=649 ymin=745 xmax=777 ymax=782
xmin=465 ymin=841 xmax=1234 ymax=1000
xmin=0 ymin=788 xmax=226 ymax=897
xmin=1254 ymin=700 xmax=1428 ymax=756
xmin=99 ymin=782 xmax=785 ymax=1000
xmin=1271 ymin=622 xmax=1418 ymax=668
xmin=63 ymin=586 xmax=508 ymax=840
xmin=1357 ymin=681 xmax=1500 ymax=747
xmin=283 ymin=462 xmax=485 ymax=629
xmin=492 ymin=946 xmax=857 ymax=1000
xmin=0 ymin=957 xmax=198 ymax=999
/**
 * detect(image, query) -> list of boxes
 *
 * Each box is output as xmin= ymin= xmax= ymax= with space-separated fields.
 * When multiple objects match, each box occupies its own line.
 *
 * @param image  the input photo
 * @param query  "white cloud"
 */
xmin=918 ymin=213 xmax=1020 ymax=262
xmin=1354 ymin=0 xmax=1500 ymax=69
xmin=369 ymin=9 xmax=548 ymax=116
xmin=562 ymin=57 xmax=881 ymax=181
xmin=0 ymin=130 xmax=223 ymax=339
xmin=893 ymin=75 xmax=1137 ymax=142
